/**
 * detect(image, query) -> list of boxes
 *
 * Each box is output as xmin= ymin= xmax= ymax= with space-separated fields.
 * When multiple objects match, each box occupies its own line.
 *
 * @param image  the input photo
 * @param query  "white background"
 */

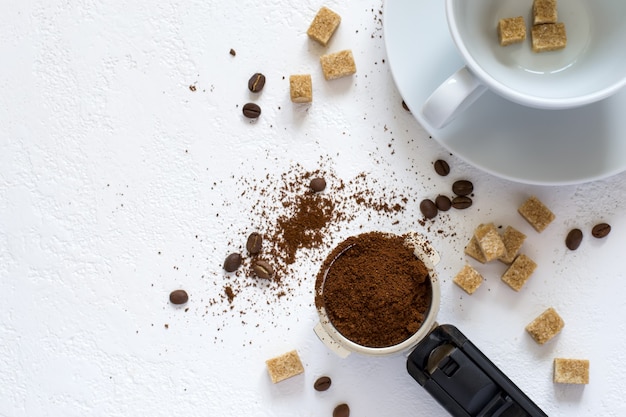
xmin=2 ymin=0 xmax=626 ymax=416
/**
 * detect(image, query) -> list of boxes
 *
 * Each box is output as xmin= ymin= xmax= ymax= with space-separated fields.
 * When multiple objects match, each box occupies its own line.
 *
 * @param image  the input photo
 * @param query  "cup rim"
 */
xmin=315 ymin=232 xmax=442 ymax=357
xmin=445 ymin=0 xmax=626 ymax=109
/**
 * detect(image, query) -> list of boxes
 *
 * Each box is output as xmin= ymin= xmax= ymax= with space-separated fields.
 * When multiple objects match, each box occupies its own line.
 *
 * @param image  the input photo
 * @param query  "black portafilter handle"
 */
xmin=407 ymin=324 xmax=548 ymax=417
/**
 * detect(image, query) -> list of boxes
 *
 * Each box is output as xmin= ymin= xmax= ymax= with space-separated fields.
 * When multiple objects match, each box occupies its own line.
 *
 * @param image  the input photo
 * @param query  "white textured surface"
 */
xmin=2 ymin=1 xmax=626 ymax=416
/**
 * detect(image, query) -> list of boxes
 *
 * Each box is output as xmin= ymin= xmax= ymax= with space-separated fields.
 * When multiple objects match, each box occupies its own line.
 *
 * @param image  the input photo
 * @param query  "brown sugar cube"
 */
xmin=501 ymin=254 xmax=537 ymax=291
xmin=554 ymin=358 xmax=589 ymax=384
xmin=533 ymin=0 xmax=558 ymax=25
xmin=474 ymin=223 xmax=506 ymax=262
xmin=307 ymin=6 xmax=341 ymax=46
xmin=453 ymin=264 xmax=484 ymax=294
xmin=498 ymin=17 xmax=527 ymax=46
xmin=265 ymin=350 xmax=304 ymax=383
xmin=320 ymin=49 xmax=356 ymax=80
xmin=531 ymin=23 xmax=567 ymax=53
xmin=518 ymin=196 xmax=555 ymax=232
xmin=498 ymin=226 xmax=527 ymax=264
xmin=525 ymin=307 xmax=564 ymax=344
xmin=464 ymin=236 xmax=487 ymax=263
xmin=289 ymin=74 xmax=312 ymax=103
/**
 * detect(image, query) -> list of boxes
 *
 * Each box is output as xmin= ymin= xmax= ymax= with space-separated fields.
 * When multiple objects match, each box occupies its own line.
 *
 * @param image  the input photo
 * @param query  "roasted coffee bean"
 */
xmin=434 ymin=159 xmax=450 ymax=176
xmin=313 ymin=376 xmax=332 ymax=391
xmin=223 ymin=253 xmax=242 ymax=272
xmin=565 ymin=228 xmax=583 ymax=250
xmin=451 ymin=196 xmax=472 ymax=209
xmin=333 ymin=403 xmax=350 ymax=417
xmin=169 ymin=289 xmax=189 ymax=305
xmin=309 ymin=177 xmax=327 ymax=192
xmin=591 ymin=222 xmax=611 ymax=238
xmin=242 ymin=102 xmax=261 ymax=118
xmin=246 ymin=232 xmax=263 ymax=254
xmin=452 ymin=180 xmax=473 ymax=196
xmin=252 ymin=260 xmax=274 ymax=279
xmin=229 ymin=48 xmax=236 ymax=56
xmin=248 ymin=73 xmax=266 ymax=92
xmin=419 ymin=199 xmax=438 ymax=219
xmin=435 ymin=195 xmax=452 ymax=211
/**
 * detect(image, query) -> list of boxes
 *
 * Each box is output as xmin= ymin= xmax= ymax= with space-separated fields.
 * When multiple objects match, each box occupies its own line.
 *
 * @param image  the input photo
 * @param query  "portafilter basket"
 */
xmin=313 ymin=231 xmax=440 ymax=357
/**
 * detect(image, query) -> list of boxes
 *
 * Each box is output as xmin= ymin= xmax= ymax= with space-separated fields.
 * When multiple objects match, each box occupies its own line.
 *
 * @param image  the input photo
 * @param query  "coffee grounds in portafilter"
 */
xmin=316 ymin=231 xmax=432 ymax=348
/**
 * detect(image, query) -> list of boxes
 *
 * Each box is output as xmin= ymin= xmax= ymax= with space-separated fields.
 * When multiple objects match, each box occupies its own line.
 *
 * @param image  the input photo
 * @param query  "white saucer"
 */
xmin=384 ymin=0 xmax=626 ymax=185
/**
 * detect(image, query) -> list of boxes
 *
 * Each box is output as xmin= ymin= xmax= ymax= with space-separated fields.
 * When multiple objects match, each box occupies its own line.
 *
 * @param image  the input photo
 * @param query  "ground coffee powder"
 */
xmin=315 ymin=231 xmax=432 ymax=348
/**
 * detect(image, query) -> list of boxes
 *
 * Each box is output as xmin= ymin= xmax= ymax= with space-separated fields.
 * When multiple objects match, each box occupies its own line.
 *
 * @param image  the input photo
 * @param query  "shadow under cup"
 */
xmin=449 ymin=0 xmax=626 ymax=108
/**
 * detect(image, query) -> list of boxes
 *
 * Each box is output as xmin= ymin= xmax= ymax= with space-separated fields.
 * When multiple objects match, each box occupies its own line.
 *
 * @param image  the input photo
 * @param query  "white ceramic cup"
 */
xmin=422 ymin=0 xmax=626 ymax=128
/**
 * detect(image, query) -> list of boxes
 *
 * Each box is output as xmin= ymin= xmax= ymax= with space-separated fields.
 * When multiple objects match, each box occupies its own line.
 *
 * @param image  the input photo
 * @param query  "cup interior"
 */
xmin=448 ymin=0 xmax=626 ymax=108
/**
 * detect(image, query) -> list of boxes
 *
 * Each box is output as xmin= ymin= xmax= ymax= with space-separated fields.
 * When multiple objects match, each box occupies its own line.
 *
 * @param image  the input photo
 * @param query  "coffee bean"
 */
xmin=566 ymin=228 xmax=583 ymax=250
xmin=435 ymin=195 xmax=451 ymax=211
xmin=248 ymin=73 xmax=266 ymax=93
xmin=252 ymin=260 xmax=274 ymax=279
xmin=242 ymin=103 xmax=261 ymax=118
xmin=434 ymin=159 xmax=450 ymax=176
xmin=419 ymin=199 xmax=438 ymax=219
xmin=246 ymin=232 xmax=263 ymax=254
xmin=223 ymin=253 xmax=242 ymax=272
xmin=229 ymin=48 xmax=236 ymax=56
xmin=451 ymin=196 xmax=472 ymax=209
xmin=313 ymin=376 xmax=332 ymax=391
xmin=169 ymin=289 xmax=188 ymax=305
xmin=591 ymin=222 xmax=611 ymax=238
xmin=452 ymin=180 xmax=473 ymax=196
xmin=310 ymin=177 xmax=326 ymax=192
xmin=333 ymin=403 xmax=350 ymax=417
